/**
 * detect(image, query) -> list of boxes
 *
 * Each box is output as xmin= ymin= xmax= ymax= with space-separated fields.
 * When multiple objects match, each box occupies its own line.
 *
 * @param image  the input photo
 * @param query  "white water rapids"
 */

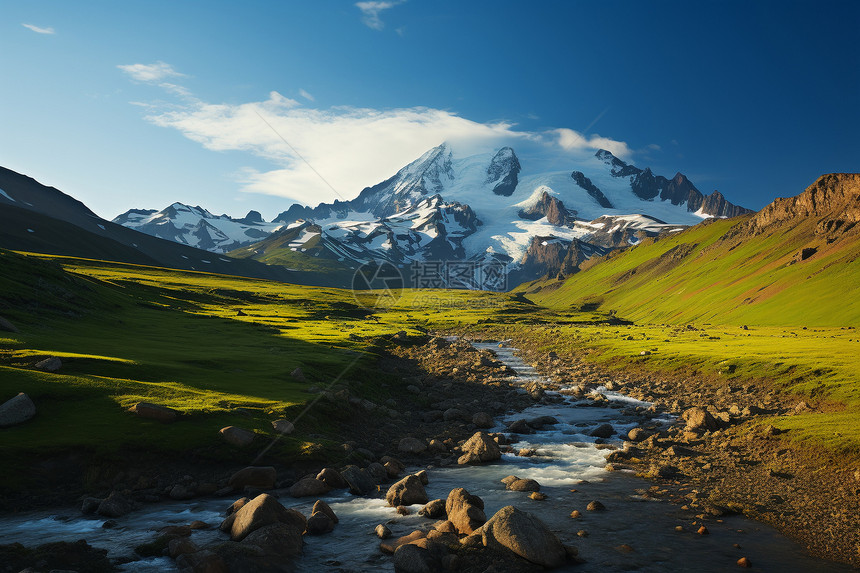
xmin=0 ymin=342 xmax=849 ymax=571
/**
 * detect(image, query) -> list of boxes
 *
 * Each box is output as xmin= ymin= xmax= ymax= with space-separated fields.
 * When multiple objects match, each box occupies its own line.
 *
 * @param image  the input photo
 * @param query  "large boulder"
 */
xmin=288 ymin=478 xmax=331 ymax=498
xmin=398 ymin=437 xmax=427 ymax=454
xmin=219 ymin=426 xmax=256 ymax=447
xmin=339 ymin=465 xmax=375 ymax=495
xmin=230 ymin=493 xmax=306 ymax=542
xmin=242 ymin=522 xmax=304 ymax=559
xmin=128 ymin=402 xmax=178 ymax=423
xmin=0 ymin=392 xmax=36 ymax=427
xmin=445 ymin=488 xmax=486 ymax=535
xmin=34 ymin=356 xmax=62 ymax=372
xmin=683 ymin=407 xmax=720 ymax=432
xmin=316 ymin=467 xmax=348 ymax=489
xmin=392 ymin=541 xmax=445 ymax=573
xmin=481 ymin=505 xmax=566 ymax=568
xmin=97 ymin=491 xmax=134 ymax=518
xmin=229 ymin=466 xmax=277 ymax=490
xmin=305 ymin=499 xmax=338 ymax=535
xmin=457 ymin=431 xmax=501 ymax=465
xmin=386 ymin=474 xmax=428 ymax=507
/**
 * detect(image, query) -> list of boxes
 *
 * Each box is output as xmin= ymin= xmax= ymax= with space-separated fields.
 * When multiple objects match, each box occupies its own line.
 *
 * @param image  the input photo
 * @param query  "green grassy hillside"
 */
xmin=523 ymin=213 xmax=860 ymax=327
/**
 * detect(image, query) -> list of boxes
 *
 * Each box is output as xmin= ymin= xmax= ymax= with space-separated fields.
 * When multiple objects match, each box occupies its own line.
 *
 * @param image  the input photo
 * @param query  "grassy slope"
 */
xmin=524 ymin=216 xmax=860 ymax=326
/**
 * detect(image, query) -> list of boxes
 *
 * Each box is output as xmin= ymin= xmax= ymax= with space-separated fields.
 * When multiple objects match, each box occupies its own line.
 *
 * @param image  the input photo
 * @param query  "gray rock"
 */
xmin=271 ymin=419 xmax=294 ymax=434
xmin=682 ymin=407 xmax=719 ymax=432
xmin=0 ymin=392 xmax=36 ymax=427
xmin=481 ymin=505 xmax=566 ymax=568
xmin=386 ymin=474 xmax=428 ymax=507
xmin=312 ymin=499 xmax=338 ymax=524
xmin=288 ymin=478 xmax=331 ymax=498
xmin=392 ymin=542 xmax=444 ymax=573
xmin=586 ymin=500 xmax=606 ymax=511
xmin=316 ymin=467 xmax=348 ymax=489
xmin=306 ymin=510 xmax=335 ymax=535
xmin=219 ymin=426 xmax=256 ymax=447
xmin=398 ymin=437 xmax=427 ymax=454
xmin=418 ymin=498 xmax=446 ymax=519
xmin=445 ymin=487 xmax=486 ymax=535
xmin=626 ymin=427 xmax=649 ymax=442
xmin=242 ymin=522 xmax=304 ymax=558
xmin=230 ymin=493 xmax=306 ymax=542
xmin=291 ymin=367 xmax=306 ymax=381
xmin=339 ymin=465 xmax=375 ymax=495
xmin=507 ymin=419 xmax=534 ymax=434
xmin=97 ymin=491 xmax=134 ymax=518
xmin=457 ymin=431 xmax=501 ymax=465
xmin=375 ymin=524 xmax=392 ymax=539
xmin=472 ymin=411 xmax=493 ymax=428
xmin=34 ymin=356 xmax=62 ymax=372
xmin=590 ymin=423 xmax=615 ymax=438
xmin=507 ymin=478 xmax=541 ymax=492
xmin=414 ymin=469 xmax=429 ymax=485
xmin=443 ymin=408 xmax=469 ymax=422
xmin=366 ymin=462 xmax=387 ymax=483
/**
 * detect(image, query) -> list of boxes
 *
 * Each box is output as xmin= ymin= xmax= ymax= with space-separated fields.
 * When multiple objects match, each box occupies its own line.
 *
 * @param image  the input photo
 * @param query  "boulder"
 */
xmin=219 ymin=426 xmax=256 ymax=447
xmin=398 ymin=437 xmax=427 ymax=454
xmin=168 ymin=537 xmax=198 ymax=558
xmin=97 ymin=491 xmax=134 ymax=518
xmin=386 ymin=474 xmax=428 ymax=507
xmin=682 ymin=407 xmax=719 ymax=432
xmin=0 ymin=315 xmax=19 ymax=333
xmin=443 ymin=408 xmax=469 ymax=422
xmin=0 ymin=392 xmax=36 ymax=427
xmin=242 ymin=522 xmax=304 ymax=558
xmin=366 ymin=462 xmax=387 ymax=483
xmin=481 ymin=505 xmax=566 ymax=568
xmin=414 ymin=469 xmax=429 ymax=485
xmin=457 ymin=431 xmax=501 ymax=465
xmin=590 ymin=423 xmax=615 ymax=438
xmin=392 ymin=541 xmax=444 ymax=573
xmin=34 ymin=356 xmax=62 ymax=372
xmin=312 ymin=499 xmax=338 ymax=524
xmin=128 ymin=402 xmax=178 ymax=423
xmin=383 ymin=461 xmax=402 ymax=478
xmin=375 ymin=524 xmax=392 ymax=539
xmin=271 ymin=419 xmax=294 ymax=434
xmin=380 ymin=530 xmax=426 ymax=554
xmin=169 ymin=484 xmax=195 ymax=500
xmin=316 ymin=467 xmax=348 ymax=489
xmin=288 ymin=477 xmax=331 ymax=498
xmin=230 ymin=493 xmax=306 ymax=542
xmin=507 ymin=419 xmax=534 ymax=434
xmin=418 ymin=498 xmax=447 ymax=519
xmin=472 ymin=411 xmax=494 ymax=428
xmin=507 ymin=478 xmax=540 ymax=492
xmin=176 ymin=549 xmax=228 ymax=572
xmin=229 ymin=466 xmax=277 ymax=490
xmin=626 ymin=427 xmax=648 ymax=442
xmin=586 ymin=500 xmax=606 ymax=511
xmin=339 ymin=465 xmax=375 ymax=495
xmin=306 ymin=510 xmax=336 ymax=535
xmin=445 ymin=487 xmax=486 ymax=535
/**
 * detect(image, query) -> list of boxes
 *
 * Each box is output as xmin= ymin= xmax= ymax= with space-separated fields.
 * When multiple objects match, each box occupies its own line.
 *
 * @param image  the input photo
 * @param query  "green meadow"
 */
xmin=0 ymin=240 xmax=857 ymax=493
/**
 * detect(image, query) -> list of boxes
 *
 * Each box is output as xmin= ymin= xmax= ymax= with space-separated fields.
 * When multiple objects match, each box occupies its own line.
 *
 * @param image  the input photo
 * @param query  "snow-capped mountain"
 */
xmin=114 ymin=143 xmax=751 ymax=287
xmin=113 ymin=203 xmax=285 ymax=253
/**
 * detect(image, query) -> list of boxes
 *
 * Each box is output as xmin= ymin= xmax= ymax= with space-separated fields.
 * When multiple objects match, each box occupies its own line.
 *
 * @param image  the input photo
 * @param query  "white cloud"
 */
xmin=299 ymin=89 xmax=315 ymax=102
xmin=356 ymin=1 xmax=404 ymax=30
xmin=117 ymin=61 xmax=185 ymax=83
xmin=22 ymin=23 xmax=55 ymax=35
xmin=554 ymin=128 xmax=632 ymax=160
xmin=144 ymin=91 xmax=528 ymax=204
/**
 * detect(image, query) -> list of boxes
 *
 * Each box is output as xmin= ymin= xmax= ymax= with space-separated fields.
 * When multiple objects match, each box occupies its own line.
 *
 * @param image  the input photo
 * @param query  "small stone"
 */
xmin=569 ymin=510 xmax=581 ymax=518
xmin=375 ymin=524 xmax=391 ymax=539
xmin=128 ymin=402 xmax=178 ymax=423
xmin=219 ymin=426 xmax=256 ymax=447
xmin=586 ymin=500 xmax=606 ymax=511
xmin=396 ymin=505 xmax=411 ymax=515
xmin=291 ymin=367 xmax=306 ymax=381
xmin=577 ymin=529 xmax=588 ymax=537
xmin=616 ymin=544 xmax=634 ymax=552
xmin=675 ymin=525 xmax=684 ymax=532
xmin=271 ymin=419 xmax=294 ymax=434
xmin=737 ymin=557 xmax=751 ymax=568
xmin=529 ymin=492 xmax=547 ymax=501
xmin=698 ymin=525 xmax=709 ymax=535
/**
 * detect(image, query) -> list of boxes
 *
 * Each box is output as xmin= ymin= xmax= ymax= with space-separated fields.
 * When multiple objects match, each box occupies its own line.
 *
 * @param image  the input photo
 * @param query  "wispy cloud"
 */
xmin=299 ymin=89 xmax=315 ymax=102
xmin=554 ymin=128 xmax=632 ymax=159
xmin=117 ymin=61 xmax=185 ymax=83
xmin=356 ymin=1 xmax=404 ymax=31
xmin=22 ymin=23 xmax=55 ymax=35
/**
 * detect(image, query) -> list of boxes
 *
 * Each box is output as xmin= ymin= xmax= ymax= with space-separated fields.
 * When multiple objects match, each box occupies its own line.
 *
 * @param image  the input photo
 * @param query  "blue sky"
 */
xmin=2 ymin=1 xmax=857 ymax=220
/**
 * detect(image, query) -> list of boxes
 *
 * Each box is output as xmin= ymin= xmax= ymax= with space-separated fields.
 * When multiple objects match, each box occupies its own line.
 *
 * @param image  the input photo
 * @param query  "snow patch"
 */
xmin=0 ymin=189 xmax=14 ymax=202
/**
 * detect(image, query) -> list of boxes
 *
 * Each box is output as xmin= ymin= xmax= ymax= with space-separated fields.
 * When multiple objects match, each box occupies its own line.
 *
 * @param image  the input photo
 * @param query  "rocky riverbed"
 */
xmin=0 ymin=335 xmax=855 ymax=572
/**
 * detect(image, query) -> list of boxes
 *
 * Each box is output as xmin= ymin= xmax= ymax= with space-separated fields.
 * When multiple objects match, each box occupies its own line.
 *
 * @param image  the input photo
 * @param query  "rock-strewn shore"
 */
xmin=511 ymin=337 xmax=860 ymax=568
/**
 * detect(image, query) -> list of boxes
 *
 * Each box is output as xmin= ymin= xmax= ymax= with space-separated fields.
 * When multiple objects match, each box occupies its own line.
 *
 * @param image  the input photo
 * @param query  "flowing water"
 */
xmin=0 ymin=342 xmax=849 ymax=572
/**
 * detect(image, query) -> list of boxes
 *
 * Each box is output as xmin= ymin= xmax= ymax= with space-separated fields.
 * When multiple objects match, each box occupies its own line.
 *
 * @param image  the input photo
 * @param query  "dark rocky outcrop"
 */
xmin=517 ymin=190 xmax=572 ymax=225
xmin=486 ymin=147 xmax=521 ymax=197
xmin=572 ymin=171 xmax=613 ymax=208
